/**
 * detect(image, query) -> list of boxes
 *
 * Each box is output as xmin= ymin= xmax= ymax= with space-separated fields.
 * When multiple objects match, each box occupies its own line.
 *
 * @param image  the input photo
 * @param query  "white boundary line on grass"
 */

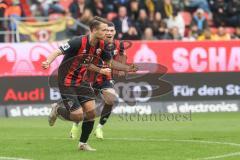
xmin=5 ymin=136 xmax=240 ymax=148
xmin=194 ymin=152 xmax=240 ymax=160
xmin=0 ymin=157 xmax=31 ymax=160
xmin=105 ymin=137 xmax=240 ymax=160
xmin=105 ymin=137 xmax=240 ymax=147
xmin=2 ymin=137 xmax=240 ymax=160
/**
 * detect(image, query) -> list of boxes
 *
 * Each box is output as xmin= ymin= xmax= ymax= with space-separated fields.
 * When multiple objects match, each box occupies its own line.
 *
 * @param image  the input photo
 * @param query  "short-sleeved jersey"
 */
xmin=58 ymin=35 xmax=111 ymax=87
xmin=95 ymin=40 xmax=125 ymax=85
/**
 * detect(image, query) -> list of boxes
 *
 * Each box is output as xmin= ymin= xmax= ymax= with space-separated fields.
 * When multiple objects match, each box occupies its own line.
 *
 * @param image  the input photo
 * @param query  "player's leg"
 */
xmin=95 ymin=86 xmax=118 ymax=139
xmin=48 ymin=94 xmax=84 ymax=126
xmin=68 ymin=106 xmax=84 ymax=139
xmin=70 ymin=122 xmax=80 ymax=139
xmin=78 ymin=99 xmax=97 ymax=151
xmin=70 ymin=83 xmax=101 ymax=140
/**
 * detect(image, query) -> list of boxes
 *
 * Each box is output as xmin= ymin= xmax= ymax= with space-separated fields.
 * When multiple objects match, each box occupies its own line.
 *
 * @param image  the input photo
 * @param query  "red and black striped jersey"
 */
xmin=58 ymin=35 xmax=111 ymax=87
xmin=95 ymin=39 xmax=125 ymax=85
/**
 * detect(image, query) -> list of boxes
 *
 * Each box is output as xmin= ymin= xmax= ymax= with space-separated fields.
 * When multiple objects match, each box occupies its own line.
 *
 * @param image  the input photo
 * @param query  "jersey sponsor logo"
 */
xmin=61 ymin=43 xmax=70 ymax=51
xmin=113 ymin=50 xmax=118 ymax=56
xmin=82 ymin=49 xmax=87 ymax=53
xmin=96 ymin=48 xmax=102 ymax=55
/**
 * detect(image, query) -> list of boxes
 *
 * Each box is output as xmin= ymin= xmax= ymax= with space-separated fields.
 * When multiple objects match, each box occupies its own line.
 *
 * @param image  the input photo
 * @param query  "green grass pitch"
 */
xmin=0 ymin=112 xmax=240 ymax=160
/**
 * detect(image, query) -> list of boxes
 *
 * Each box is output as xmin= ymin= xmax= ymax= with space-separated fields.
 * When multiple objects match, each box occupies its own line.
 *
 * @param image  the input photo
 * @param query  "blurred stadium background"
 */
xmin=0 ymin=0 xmax=240 ymax=160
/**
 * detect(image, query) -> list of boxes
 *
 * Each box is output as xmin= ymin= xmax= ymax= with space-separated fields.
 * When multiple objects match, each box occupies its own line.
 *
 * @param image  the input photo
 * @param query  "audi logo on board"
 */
xmin=114 ymin=82 xmax=152 ymax=103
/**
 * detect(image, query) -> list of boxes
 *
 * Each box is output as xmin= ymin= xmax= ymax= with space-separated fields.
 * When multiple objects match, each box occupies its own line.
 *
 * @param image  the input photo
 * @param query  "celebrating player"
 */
xmin=69 ymin=22 xmax=127 ymax=140
xmin=42 ymin=17 xmax=137 ymax=151
xmin=42 ymin=17 xmax=110 ymax=151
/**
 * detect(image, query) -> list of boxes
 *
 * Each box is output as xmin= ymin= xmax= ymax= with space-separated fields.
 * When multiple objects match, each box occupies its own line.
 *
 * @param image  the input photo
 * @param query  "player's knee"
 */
xmin=104 ymin=94 xmax=118 ymax=105
xmin=85 ymin=110 xmax=96 ymax=121
xmin=70 ymin=113 xmax=83 ymax=122
xmin=102 ymin=90 xmax=118 ymax=105
xmin=104 ymin=98 xmax=116 ymax=106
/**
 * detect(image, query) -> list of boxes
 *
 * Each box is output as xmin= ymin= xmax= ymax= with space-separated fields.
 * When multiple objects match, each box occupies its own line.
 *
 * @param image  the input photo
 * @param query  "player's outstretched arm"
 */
xmin=118 ymin=54 xmax=127 ymax=64
xmin=42 ymin=49 xmax=63 ymax=69
xmin=118 ymin=54 xmax=127 ymax=76
xmin=109 ymin=59 xmax=138 ymax=72
xmin=88 ymin=64 xmax=111 ymax=77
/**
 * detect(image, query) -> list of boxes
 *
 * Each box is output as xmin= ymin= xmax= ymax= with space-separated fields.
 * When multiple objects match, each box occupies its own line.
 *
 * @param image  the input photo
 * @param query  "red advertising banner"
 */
xmin=126 ymin=40 xmax=240 ymax=73
xmin=0 ymin=40 xmax=240 ymax=76
xmin=0 ymin=43 xmax=63 ymax=76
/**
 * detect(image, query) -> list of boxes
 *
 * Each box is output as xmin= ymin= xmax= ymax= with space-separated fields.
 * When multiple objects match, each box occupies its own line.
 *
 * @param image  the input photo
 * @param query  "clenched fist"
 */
xmin=128 ymin=64 xmax=138 ymax=72
xmin=100 ymin=68 xmax=112 ymax=77
xmin=41 ymin=60 xmax=50 ymax=70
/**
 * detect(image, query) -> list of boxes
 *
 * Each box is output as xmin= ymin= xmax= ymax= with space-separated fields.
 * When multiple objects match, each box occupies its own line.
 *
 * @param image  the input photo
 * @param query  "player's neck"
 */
xmin=89 ymin=34 xmax=98 ymax=46
xmin=106 ymin=38 xmax=114 ymax=43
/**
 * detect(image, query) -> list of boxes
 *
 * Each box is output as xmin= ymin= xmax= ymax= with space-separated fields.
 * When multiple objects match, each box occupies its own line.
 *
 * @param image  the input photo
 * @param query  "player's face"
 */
xmin=94 ymin=23 xmax=108 ymax=40
xmin=105 ymin=26 xmax=116 ymax=40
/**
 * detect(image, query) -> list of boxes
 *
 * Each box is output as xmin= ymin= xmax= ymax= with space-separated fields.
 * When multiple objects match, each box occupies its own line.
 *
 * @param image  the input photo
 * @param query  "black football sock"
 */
xmin=56 ymin=102 xmax=71 ymax=121
xmin=80 ymin=120 xmax=95 ymax=143
xmin=99 ymin=104 xmax=112 ymax=126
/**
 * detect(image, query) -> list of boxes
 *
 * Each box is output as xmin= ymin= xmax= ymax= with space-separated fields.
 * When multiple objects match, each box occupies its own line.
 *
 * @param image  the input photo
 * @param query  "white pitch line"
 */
xmin=195 ymin=152 xmax=240 ymax=160
xmin=105 ymin=138 xmax=240 ymax=160
xmin=3 ymin=136 xmax=240 ymax=148
xmin=105 ymin=137 xmax=240 ymax=148
xmin=2 ymin=137 xmax=240 ymax=160
xmin=175 ymin=139 xmax=240 ymax=147
xmin=0 ymin=157 xmax=31 ymax=160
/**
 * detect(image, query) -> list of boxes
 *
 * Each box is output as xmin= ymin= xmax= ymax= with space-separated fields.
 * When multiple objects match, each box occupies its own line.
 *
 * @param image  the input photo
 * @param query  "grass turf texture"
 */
xmin=0 ymin=112 xmax=240 ymax=160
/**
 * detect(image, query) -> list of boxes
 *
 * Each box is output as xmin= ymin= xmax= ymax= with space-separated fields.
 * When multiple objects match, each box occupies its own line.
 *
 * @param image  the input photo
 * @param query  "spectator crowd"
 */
xmin=0 ymin=0 xmax=240 ymax=42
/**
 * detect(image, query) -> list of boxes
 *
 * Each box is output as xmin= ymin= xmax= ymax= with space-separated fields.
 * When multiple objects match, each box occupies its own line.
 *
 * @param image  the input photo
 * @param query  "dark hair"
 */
xmin=89 ymin=16 xmax=109 ymax=31
xmin=108 ymin=22 xmax=115 ymax=27
xmin=93 ymin=16 xmax=109 ymax=24
xmin=89 ymin=19 xmax=102 ymax=31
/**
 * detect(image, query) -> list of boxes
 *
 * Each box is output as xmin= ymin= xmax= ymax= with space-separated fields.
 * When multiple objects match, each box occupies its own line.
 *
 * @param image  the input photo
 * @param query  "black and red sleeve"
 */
xmin=119 ymin=40 xmax=125 ymax=56
xmin=59 ymin=37 xmax=82 ymax=57
xmin=100 ymin=41 xmax=113 ymax=62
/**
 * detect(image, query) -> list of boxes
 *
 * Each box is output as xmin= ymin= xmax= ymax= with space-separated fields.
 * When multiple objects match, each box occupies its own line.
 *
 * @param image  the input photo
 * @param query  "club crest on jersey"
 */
xmin=82 ymin=49 xmax=87 ymax=53
xmin=96 ymin=48 xmax=102 ymax=55
xmin=67 ymin=100 xmax=74 ymax=107
xmin=84 ymin=56 xmax=93 ymax=63
xmin=113 ymin=50 xmax=118 ymax=56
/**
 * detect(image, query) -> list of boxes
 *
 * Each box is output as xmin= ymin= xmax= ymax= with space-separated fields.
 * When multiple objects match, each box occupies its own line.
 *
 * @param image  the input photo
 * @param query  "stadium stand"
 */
xmin=0 ymin=0 xmax=240 ymax=42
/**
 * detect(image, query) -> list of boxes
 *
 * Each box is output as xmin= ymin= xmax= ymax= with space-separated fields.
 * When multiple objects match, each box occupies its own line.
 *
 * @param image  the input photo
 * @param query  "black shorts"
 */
xmin=59 ymin=82 xmax=95 ymax=112
xmin=93 ymin=80 xmax=114 ymax=95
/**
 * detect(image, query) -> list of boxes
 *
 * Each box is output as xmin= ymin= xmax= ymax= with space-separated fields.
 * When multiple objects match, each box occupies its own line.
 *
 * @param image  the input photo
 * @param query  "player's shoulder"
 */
xmin=113 ymin=39 xmax=124 ymax=46
xmin=71 ymin=35 xmax=86 ymax=43
xmin=67 ymin=35 xmax=88 ymax=48
xmin=99 ymin=39 xmax=106 ymax=49
xmin=113 ymin=39 xmax=120 ymax=44
xmin=113 ymin=39 xmax=125 ymax=50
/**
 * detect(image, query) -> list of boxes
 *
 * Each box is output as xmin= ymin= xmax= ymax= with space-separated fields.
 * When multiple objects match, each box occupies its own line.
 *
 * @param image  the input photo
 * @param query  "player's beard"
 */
xmin=97 ymin=34 xmax=105 ymax=40
xmin=106 ymin=36 xmax=113 ymax=41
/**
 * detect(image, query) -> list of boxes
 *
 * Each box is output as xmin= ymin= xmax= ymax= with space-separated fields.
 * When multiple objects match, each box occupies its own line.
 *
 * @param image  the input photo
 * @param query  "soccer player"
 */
xmin=69 ymin=22 xmax=127 ymax=140
xmin=42 ymin=17 xmax=137 ymax=151
xmin=42 ymin=17 xmax=111 ymax=151
xmin=94 ymin=22 xmax=127 ymax=139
